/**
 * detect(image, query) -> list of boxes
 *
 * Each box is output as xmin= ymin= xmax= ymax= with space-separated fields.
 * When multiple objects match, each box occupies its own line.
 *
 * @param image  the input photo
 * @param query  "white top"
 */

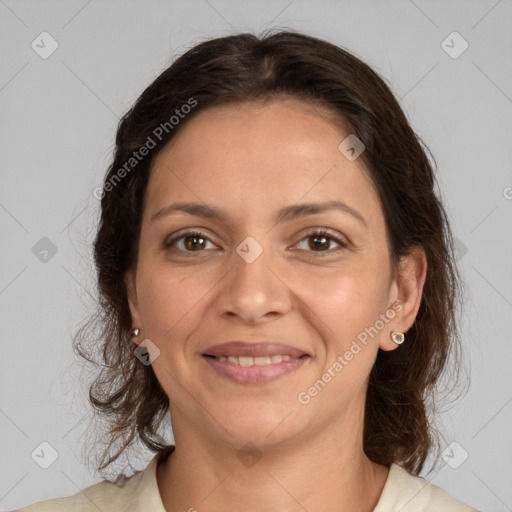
xmin=15 ymin=449 xmax=480 ymax=511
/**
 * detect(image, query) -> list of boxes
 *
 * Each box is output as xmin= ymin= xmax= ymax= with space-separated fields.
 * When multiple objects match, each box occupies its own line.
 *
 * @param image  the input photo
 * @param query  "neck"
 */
xmin=156 ymin=407 xmax=389 ymax=512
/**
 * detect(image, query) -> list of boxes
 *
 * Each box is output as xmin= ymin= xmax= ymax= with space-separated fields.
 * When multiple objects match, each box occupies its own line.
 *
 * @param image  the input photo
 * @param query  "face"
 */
xmin=125 ymin=98 xmax=425 ymax=450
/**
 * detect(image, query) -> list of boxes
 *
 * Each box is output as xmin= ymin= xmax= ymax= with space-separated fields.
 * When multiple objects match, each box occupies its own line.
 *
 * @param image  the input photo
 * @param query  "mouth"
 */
xmin=201 ymin=341 xmax=310 ymax=385
xmin=202 ymin=340 xmax=309 ymax=359
xmin=202 ymin=353 xmax=309 ymax=365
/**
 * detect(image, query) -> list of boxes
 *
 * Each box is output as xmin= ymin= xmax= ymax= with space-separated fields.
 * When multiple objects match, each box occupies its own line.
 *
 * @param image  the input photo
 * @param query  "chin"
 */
xmin=214 ymin=407 xmax=303 ymax=449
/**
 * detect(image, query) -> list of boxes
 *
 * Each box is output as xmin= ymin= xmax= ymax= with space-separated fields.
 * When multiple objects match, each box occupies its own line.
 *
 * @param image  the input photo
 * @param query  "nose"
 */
xmin=214 ymin=237 xmax=293 ymax=324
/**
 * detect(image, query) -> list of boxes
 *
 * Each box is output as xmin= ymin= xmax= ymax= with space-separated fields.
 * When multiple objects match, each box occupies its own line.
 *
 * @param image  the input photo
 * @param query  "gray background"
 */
xmin=1 ymin=0 xmax=511 ymax=510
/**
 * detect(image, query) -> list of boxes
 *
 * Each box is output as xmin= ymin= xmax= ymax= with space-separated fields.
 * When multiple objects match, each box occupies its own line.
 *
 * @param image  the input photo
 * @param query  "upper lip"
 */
xmin=202 ymin=341 xmax=309 ymax=358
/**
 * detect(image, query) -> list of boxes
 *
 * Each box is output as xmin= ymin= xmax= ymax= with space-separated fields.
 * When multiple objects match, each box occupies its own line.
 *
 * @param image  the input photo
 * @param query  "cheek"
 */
xmin=298 ymin=261 xmax=390 ymax=340
xmin=137 ymin=256 xmax=390 ymax=342
xmin=295 ymin=267 xmax=389 ymax=406
xmin=136 ymin=264 xmax=217 ymax=344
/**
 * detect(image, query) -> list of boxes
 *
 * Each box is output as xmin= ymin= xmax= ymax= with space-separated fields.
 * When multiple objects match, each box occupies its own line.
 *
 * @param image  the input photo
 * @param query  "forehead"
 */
xmin=145 ymin=98 xmax=381 ymax=226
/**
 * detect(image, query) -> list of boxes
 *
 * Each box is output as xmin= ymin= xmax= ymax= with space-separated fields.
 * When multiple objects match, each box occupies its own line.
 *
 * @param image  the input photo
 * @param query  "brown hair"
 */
xmin=75 ymin=29 xmax=465 ymax=477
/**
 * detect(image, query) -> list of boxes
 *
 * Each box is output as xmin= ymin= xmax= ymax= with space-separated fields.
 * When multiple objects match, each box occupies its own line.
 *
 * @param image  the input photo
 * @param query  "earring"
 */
xmin=391 ymin=331 xmax=405 ymax=345
xmin=131 ymin=328 xmax=140 ymax=337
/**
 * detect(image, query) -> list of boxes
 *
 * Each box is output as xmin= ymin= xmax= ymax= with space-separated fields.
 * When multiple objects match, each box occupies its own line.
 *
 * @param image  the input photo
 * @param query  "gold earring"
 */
xmin=391 ymin=331 xmax=405 ymax=345
xmin=131 ymin=328 xmax=140 ymax=337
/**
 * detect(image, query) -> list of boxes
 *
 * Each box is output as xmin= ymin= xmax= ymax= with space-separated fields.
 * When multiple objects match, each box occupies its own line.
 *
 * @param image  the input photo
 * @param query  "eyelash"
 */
xmin=164 ymin=229 xmax=348 ymax=255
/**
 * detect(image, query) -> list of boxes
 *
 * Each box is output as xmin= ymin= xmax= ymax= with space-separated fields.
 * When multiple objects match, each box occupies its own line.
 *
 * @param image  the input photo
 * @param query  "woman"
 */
xmin=17 ymin=30 xmax=480 ymax=511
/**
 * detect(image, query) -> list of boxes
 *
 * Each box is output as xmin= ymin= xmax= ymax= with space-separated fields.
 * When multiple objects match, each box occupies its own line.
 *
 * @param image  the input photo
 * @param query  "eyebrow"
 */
xmin=150 ymin=200 xmax=367 ymax=227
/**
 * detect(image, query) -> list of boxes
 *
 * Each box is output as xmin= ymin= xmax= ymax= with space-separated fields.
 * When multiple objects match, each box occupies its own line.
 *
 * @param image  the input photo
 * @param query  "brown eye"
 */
xmin=295 ymin=229 xmax=348 ymax=253
xmin=165 ymin=230 xmax=214 ymax=252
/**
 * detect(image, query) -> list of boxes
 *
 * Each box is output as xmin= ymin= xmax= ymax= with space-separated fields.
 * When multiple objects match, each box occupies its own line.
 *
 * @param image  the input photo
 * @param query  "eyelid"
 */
xmin=164 ymin=228 xmax=214 ymax=249
xmin=293 ymin=227 xmax=349 ymax=251
xmin=164 ymin=227 xmax=350 ymax=254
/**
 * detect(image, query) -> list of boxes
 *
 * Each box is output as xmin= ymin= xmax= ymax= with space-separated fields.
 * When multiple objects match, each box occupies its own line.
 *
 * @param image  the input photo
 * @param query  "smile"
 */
xmin=206 ymin=354 xmax=302 ymax=365
xmin=202 ymin=354 xmax=310 ymax=385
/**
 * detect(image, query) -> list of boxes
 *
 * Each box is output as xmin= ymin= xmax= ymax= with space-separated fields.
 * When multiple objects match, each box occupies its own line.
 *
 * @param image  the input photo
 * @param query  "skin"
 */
xmin=125 ymin=97 xmax=427 ymax=512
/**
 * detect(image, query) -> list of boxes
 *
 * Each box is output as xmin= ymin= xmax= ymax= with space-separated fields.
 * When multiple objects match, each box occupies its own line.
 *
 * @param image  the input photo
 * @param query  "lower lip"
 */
xmin=202 ymin=355 xmax=309 ymax=385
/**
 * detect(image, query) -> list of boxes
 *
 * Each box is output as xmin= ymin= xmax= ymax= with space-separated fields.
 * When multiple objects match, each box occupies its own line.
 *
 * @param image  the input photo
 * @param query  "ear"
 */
xmin=379 ymin=246 xmax=427 ymax=352
xmin=124 ymin=268 xmax=144 ymax=346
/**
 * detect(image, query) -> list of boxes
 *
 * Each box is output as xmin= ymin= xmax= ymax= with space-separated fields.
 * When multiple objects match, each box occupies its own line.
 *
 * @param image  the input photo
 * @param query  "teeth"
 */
xmin=215 ymin=354 xmax=296 ymax=365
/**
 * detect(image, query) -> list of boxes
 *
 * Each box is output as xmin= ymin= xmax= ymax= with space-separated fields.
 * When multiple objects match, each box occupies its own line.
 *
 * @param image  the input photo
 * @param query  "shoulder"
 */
xmin=374 ymin=463 xmax=481 ymax=512
xmin=14 ymin=472 xmax=145 ymax=512
xmin=13 ymin=451 xmax=169 ymax=512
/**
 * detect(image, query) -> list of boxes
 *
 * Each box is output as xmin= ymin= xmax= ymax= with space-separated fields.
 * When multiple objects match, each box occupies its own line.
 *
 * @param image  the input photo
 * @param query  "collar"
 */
xmin=127 ymin=446 xmax=174 ymax=512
